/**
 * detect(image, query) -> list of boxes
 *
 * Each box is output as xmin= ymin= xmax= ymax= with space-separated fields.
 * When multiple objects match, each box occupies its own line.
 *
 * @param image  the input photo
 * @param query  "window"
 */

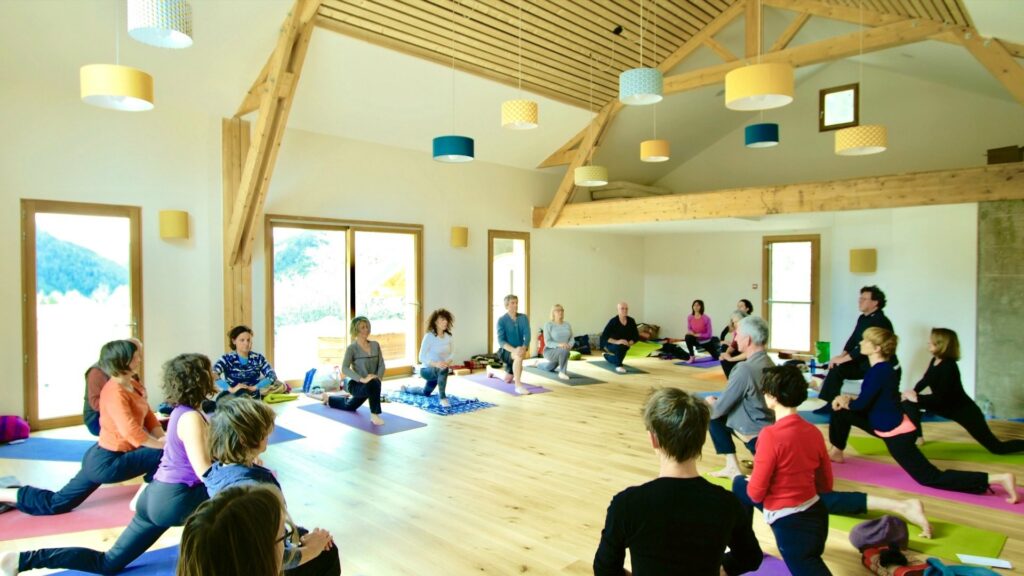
xmin=22 ymin=200 xmax=143 ymax=430
xmin=762 ymin=235 xmax=819 ymax=353
xmin=487 ymin=230 xmax=530 ymax=352
xmin=265 ymin=216 xmax=422 ymax=380
xmin=819 ymin=83 xmax=859 ymax=132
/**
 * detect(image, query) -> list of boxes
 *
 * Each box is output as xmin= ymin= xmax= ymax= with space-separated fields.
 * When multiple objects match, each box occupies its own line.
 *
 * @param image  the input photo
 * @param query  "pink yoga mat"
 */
xmin=0 ymin=484 xmax=137 ymax=540
xmin=832 ymin=457 xmax=1023 ymax=515
xmin=459 ymin=371 xmax=551 ymax=395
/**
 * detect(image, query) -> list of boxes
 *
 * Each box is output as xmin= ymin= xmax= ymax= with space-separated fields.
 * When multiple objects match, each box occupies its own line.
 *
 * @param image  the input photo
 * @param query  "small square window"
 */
xmin=819 ymin=83 xmax=859 ymax=132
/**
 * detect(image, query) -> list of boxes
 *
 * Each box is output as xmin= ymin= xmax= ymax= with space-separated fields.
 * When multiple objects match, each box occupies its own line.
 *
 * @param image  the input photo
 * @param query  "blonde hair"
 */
xmin=349 ymin=316 xmax=371 ymax=339
xmin=550 ymin=304 xmax=564 ymax=322
xmin=930 ymin=328 xmax=960 ymax=361
xmin=208 ymin=397 xmax=276 ymax=465
xmin=862 ymin=327 xmax=898 ymax=360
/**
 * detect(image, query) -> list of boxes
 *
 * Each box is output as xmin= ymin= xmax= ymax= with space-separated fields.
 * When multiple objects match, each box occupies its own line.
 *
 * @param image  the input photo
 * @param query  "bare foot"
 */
xmin=991 ymin=472 xmax=1019 ymax=504
xmin=370 ymin=414 xmax=384 ymax=426
xmin=503 ymin=373 xmax=514 ymax=384
xmin=440 ymin=398 xmax=451 ymax=408
xmin=710 ymin=466 xmax=742 ymax=478
xmin=900 ymin=499 xmax=932 ymax=538
xmin=0 ymin=550 xmax=18 ymax=576
xmin=322 ymin=394 xmax=331 ymax=406
xmin=515 ymin=386 xmax=531 ymax=395
xmin=828 ymin=446 xmax=845 ymax=463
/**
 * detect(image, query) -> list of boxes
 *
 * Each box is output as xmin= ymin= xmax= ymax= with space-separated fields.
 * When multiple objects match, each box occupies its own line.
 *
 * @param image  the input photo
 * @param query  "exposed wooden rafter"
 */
xmin=745 ymin=0 xmax=761 ymax=59
xmin=770 ymin=12 xmax=810 ymax=52
xmin=532 ymin=163 xmax=1024 ymax=228
xmin=955 ymin=28 xmax=1024 ymax=106
xmin=225 ymin=0 xmax=321 ymax=266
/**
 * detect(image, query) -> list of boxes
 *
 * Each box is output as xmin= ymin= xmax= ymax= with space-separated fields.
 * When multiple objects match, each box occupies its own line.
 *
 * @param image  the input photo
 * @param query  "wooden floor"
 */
xmin=3 ymin=357 xmax=1023 ymax=575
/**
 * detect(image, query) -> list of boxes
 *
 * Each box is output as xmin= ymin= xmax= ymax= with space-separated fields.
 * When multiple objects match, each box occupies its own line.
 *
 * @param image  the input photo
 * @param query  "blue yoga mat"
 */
xmin=268 ymin=425 xmax=304 ymax=445
xmin=385 ymin=392 xmax=495 ymax=416
xmin=56 ymin=546 xmax=177 ymax=575
xmin=0 ymin=437 xmax=94 ymax=462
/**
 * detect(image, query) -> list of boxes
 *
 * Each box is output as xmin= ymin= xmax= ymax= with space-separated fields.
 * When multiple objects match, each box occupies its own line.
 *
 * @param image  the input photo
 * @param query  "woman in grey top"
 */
xmin=539 ymin=304 xmax=573 ymax=380
xmin=322 ymin=316 xmax=386 ymax=426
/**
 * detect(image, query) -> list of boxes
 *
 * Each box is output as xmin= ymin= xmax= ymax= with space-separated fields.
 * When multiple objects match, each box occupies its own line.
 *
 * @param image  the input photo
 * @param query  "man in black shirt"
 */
xmin=594 ymin=388 xmax=763 ymax=576
xmin=599 ymin=302 xmax=640 ymax=374
xmin=815 ymin=285 xmax=897 ymax=413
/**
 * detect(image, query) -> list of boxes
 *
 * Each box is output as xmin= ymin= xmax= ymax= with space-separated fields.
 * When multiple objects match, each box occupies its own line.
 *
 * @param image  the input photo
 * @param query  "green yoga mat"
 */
xmin=847 ymin=436 xmax=1024 ymax=465
xmin=703 ymin=475 xmax=1006 ymax=561
xmin=625 ymin=341 xmax=662 ymax=358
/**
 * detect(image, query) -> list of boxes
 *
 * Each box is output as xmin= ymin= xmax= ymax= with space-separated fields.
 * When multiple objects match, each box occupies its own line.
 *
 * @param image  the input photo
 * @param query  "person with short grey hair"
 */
xmin=719 ymin=310 xmax=749 ymax=378
xmin=493 ymin=294 xmax=531 ymax=395
xmin=705 ymin=315 xmax=775 ymax=478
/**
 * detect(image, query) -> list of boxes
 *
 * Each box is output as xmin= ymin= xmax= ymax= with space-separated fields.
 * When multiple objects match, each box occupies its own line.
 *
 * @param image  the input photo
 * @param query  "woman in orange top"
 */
xmin=0 ymin=340 xmax=165 ymax=516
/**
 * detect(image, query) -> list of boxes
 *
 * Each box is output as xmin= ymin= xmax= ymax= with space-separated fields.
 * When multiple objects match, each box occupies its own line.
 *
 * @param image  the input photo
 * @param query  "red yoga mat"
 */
xmin=0 ymin=484 xmax=137 ymax=540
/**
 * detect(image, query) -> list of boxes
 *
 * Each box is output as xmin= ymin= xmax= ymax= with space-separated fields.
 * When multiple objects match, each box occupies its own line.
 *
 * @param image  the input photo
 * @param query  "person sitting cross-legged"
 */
xmin=600 ymin=301 xmax=639 ymax=374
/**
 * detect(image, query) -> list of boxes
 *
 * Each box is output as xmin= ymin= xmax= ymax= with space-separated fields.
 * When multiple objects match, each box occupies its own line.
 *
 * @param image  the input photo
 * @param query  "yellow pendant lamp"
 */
xmin=639 ymin=4 xmax=669 ymax=163
xmin=501 ymin=0 xmax=538 ymax=129
xmin=81 ymin=1 xmax=155 ymax=111
xmin=724 ymin=0 xmax=793 ymax=112
xmin=836 ymin=1 xmax=887 ymax=156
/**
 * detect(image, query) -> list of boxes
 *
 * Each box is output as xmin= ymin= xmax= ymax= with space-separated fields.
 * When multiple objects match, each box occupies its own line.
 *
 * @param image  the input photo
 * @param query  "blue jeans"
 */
xmin=603 ymin=343 xmax=629 ymax=367
xmin=16 ymin=443 xmax=163 ymax=516
xmin=407 ymin=366 xmax=448 ymax=400
xmin=19 ymin=480 xmax=208 ymax=574
xmin=732 ymin=477 xmax=831 ymax=576
xmin=708 ymin=416 xmax=758 ymax=455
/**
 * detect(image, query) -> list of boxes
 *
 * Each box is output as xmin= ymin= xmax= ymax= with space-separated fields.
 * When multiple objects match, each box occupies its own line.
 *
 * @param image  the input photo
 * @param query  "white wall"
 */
xmin=641 ymin=204 xmax=978 ymax=396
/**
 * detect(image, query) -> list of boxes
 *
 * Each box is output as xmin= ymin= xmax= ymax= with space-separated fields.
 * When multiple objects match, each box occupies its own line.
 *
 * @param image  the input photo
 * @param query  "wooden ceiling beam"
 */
xmin=762 ymin=0 xmax=906 ymax=26
xmin=537 ymin=104 xmax=614 ymax=229
xmin=532 ymin=163 xmax=1024 ymax=228
xmin=226 ymin=0 xmax=321 ymax=266
xmin=955 ymin=28 xmax=1024 ymax=106
xmin=704 ymin=36 xmax=739 ymax=62
xmin=663 ymin=18 xmax=947 ymax=95
xmin=997 ymin=39 xmax=1024 ymax=59
xmin=770 ymin=12 xmax=811 ymax=52
xmin=745 ymin=0 xmax=760 ymax=58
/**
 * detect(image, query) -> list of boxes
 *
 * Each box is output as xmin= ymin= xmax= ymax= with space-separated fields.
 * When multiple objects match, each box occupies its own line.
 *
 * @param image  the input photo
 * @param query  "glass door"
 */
xmin=22 ymin=200 xmax=142 ymax=429
xmin=488 ymin=231 xmax=530 ymax=352
xmin=763 ymin=235 xmax=820 ymax=353
xmin=354 ymin=230 xmax=420 ymax=370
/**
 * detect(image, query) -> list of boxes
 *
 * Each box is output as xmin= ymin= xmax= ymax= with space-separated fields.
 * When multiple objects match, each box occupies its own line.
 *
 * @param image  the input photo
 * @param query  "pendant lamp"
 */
xmin=127 ymin=0 xmax=193 ymax=49
xmin=575 ymin=54 xmax=608 ymax=187
xmin=501 ymin=1 xmax=538 ymax=129
xmin=81 ymin=1 xmax=154 ymax=111
xmin=724 ymin=0 xmax=793 ymax=111
xmin=434 ymin=2 xmax=474 ymax=162
xmin=620 ymin=0 xmax=662 ymax=105
xmin=639 ymin=3 xmax=669 ymax=162
xmin=835 ymin=1 xmax=886 ymax=156
xmin=744 ymin=122 xmax=779 ymax=148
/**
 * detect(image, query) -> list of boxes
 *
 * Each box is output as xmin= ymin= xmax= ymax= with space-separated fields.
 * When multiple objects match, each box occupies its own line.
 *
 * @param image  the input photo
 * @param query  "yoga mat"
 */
xmin=751 ymin=555 xmax=790 ymax=576
xmin=298 ymin=403 xmax=426 ymax=436
xmin=0 ymin=437 xmax=94 ymax=462
xmin=0 ymin=484 xmax=137 ymax=540
xmin=704 ymin=475 xmax=1007 ymax=561
xmin=56 ymin=546 xmax=178 ymax=575
xmin=524 ymin=366 xmax=604 ymax=386
xmin=589 ymin=360 xmax=648 ymax=375
xmin=831 ymin=457 xmax=1023 ymax=515
xmin=675 ymin=357 xmax=722 ymax=369
xmin=847 ymin=437 xmax=1024 ymax=466
xmin=692 ymin=370 xmax=728 ymax=383
xmin=268 ymin=425 xmax=304 ymax=445
xmin=459 ymin=371 xmax=552 ymax=395
xmin=625 ymin=341 xmax=662 ymax=358
xmin=384 ymin=392 xmax=495 ymax=416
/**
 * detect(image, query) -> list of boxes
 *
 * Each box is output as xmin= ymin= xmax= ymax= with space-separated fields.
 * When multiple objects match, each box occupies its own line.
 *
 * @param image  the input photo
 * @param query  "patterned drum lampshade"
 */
xmin=127 ymin=0 xmax=194 ymax=49
xmin=501 ymin=99 xmax=538 ymax=129
xmin=619 ymin=67 xmax=663 ymax=105
xmin=574 ymin=165 xmax=609 ymax=187
xmin=836 ymin=125 xmax=888 ymax=156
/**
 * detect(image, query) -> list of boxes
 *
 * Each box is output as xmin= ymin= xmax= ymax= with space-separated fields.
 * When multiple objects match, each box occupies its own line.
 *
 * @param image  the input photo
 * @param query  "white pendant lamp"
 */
xmin=836 ymin=1 xmax=886 ymax=156
xmin=502 ymin=0 xmax=538 ymax=129
xmin=576 ymin=54 xmax=607 ymax=187
xmin=127 ymin=0 xmax=193 ymax=49
xmin=619 ymin=0 xmax=663 ymax=105
xmin=434 ymin=2 xmax=474 ymax=162
xmin=81 ymin=1 xmax=154 ymax=111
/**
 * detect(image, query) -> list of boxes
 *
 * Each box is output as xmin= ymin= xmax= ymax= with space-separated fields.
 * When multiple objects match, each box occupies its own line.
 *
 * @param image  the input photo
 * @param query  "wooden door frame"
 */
xmin=761 ymin=234 xmax=819 ymax=354
xmin=21 ymin=199 xmax=143 ymax=430
xmin=487 ymin=230 xmax=531 ymax=353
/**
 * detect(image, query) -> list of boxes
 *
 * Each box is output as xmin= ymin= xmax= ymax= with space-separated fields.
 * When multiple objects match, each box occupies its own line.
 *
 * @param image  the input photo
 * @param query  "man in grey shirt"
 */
xmin=705 ymin=316 xmax=775 ymax=478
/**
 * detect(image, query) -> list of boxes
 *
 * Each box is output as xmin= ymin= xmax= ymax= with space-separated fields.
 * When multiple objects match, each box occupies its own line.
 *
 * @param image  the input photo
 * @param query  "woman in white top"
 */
xmin=402 ymin=309 xmax=454 ymax=408
xmin=539 ymin=304 xmax=573 ymax=380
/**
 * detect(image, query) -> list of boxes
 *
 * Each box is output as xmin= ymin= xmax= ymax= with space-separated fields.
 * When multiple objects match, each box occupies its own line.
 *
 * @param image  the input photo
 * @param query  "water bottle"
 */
xmin=809 ymin=358 xmax=817 ymax=375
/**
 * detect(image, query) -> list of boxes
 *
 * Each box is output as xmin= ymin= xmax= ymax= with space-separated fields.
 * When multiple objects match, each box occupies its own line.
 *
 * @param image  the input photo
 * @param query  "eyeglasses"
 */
xmin=275 ymin=517 xmax=301 ymax=547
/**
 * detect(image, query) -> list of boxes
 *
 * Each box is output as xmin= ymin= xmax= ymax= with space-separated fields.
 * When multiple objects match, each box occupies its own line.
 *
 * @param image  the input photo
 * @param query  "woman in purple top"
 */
xmin=684 ymin=299 xmax=721 ymax=363
xmin=3 ymin=354 xmax=216 ymax=575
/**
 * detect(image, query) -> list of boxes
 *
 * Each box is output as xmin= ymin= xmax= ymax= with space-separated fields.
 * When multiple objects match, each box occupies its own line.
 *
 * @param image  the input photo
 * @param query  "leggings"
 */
xmin=406 ymin=366 xmax=449 ymax=400
xmin=903 ymin=398 xmax=1024 ymax=455
xmin=328 ymin=378 xmax=382 ymax=414
xmin=684 ymin=334 xmax=721 ymax=359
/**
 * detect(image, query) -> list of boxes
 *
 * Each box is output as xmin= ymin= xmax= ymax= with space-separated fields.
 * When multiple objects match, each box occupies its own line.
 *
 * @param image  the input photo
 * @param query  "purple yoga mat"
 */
xmin=751 ymin=555 xmax=791 ymax=576
xmin=459 ymin=371 xmax=551 ymax=395
xmin=674 ymin=357 xmax=722 ymax=369
xmin=298 ymin=403 xmax=426 ymax=436
xmin=832 ymin=457 xmax=1023 ymax=515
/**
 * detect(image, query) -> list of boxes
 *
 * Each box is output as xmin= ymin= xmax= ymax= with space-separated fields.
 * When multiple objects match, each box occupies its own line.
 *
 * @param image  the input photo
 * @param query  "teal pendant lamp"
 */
xmin=433 ymin=1 xmax=474 ymax=162
xmin=745 ymin=123 xmax=779 ymax=148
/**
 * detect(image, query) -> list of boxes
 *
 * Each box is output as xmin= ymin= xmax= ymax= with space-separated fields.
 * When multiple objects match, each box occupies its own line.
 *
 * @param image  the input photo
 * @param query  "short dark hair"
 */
xmin=691 ymin=299 xmax=705 ymax=315
xmin=426 ymin=308 xmax=454 ymax=336
xmin=227 ymin=325 xmax=253 ymax=351
xmin=163 ymin=354 xmax=216 ymax=410
xmin=761 ymin=366 xmax=808 ymax=408
xmin=861 ymin=286 xmax=886 ymax=310
xmin=209 ymin=397 xmax=276 ymax=464
xmin=740 ymin=299 xmax=754 ymax=314
xmin=642 ymin=388 xmax=709 ymax=463
xmin=177 ymin=485 xmax=283 ymax=576
xmin=98 ymin=339 xmax=138 ymax=377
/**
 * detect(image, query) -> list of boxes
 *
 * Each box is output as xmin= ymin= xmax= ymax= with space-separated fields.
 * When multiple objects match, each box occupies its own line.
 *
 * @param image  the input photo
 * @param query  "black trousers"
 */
xmin=286 ymin=538 xmax=341 ymax=576
xmin=721 ymin=357 xmax=740 ymax=378
xmin=328 ymin=378 xmax=382 ymax=415
xmin=902 ymin=398 xmax=1024 ymax=455
xmin=829 ymin=410 xmax=989 ymax=494
xmin=684 ymin=334 xmax=721 ymax=359
xmin=817 ymin=360 xmax=867 ymax=403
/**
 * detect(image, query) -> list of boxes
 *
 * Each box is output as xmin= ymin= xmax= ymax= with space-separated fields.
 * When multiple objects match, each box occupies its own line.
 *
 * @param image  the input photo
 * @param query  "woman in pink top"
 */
xmin=3 ymin=354 xmax=216 ymax=575
xmin=684 ymin=299 xmax=720 ymax=363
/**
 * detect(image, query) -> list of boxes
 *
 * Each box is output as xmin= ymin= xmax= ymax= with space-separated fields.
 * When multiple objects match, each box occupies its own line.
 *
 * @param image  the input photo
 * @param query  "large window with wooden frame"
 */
xmin=21 ymin=199 xmax=143 ymax=430
xmin=487 ymin=230 xmax=530 ymax=353
xmin=762 ymin=235 xmax=820 ymax=354
xmin=265 ymin=215 xmax=422 ymax=380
